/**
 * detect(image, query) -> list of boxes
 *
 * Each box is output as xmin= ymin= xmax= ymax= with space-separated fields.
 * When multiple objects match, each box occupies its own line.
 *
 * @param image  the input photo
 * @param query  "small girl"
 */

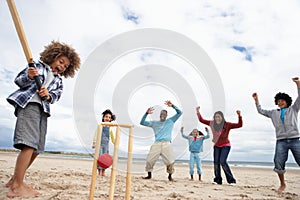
xmin=92 ymin=109 xmax=116 ymax=176
xmin=181 ymin=126 xmax=210 ymax=181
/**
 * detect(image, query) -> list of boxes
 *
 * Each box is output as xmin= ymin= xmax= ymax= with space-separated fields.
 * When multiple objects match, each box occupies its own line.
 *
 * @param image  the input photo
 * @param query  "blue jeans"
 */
xmin=213 ymin=146 xmax=236 ymax=184
xmin=189 ymin=152 xmax=202 ymax=175
xmin=274 ymin=137 xmax=300 ymax=174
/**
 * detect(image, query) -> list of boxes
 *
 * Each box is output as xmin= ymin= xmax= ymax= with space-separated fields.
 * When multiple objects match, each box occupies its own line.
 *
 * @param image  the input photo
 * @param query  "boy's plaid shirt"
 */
xmin=7 ymin=61 xmax=63 ymax=117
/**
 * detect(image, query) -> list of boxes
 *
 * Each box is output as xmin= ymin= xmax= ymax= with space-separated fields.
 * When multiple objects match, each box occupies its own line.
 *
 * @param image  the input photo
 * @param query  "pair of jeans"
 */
xmin=274 ymin=137 xmax=300 ymax=174
xmin=213 ymin=146 xmax=236 ymax=184
xmin=189 ymin=152 xmax=202 ymax=175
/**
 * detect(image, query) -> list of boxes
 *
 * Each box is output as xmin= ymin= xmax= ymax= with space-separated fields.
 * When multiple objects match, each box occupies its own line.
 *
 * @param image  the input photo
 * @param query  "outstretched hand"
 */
xmin=180 ymin=127 xmax=184 ymax=135
xmin=165 ymin=100 xmax=173 ymax=107
xmin=292 ymin=77 xmax=300 ymax=88
xmin=236 ymin=110 xmax=241 ymax=117
xmin=146 ymin=107 xmax=154 ymax=114
xmin=252 ymin=93 xmax=258 ymax=103
xmin=196 ymin=106 xmax=200 ymax=113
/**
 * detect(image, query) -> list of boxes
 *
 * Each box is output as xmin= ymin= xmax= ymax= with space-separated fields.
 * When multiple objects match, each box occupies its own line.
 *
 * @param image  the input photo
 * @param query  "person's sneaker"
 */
xmin=168 ymin=174 xmax=174 ymax=181
xmin=229 ymin=182 xmax=236 ymax=186
xmin=142 ymin=172 xmax=152 ymax=179
xmin=212 ymin=181 xmax=222 ymax=185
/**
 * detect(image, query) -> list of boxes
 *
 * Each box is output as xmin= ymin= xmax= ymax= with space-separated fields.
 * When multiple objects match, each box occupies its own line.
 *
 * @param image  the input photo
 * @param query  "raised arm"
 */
xmin=140 ymin=107 xmax=154 ymax=126
xmin=293 ymin=77 xmax=300 ymax=88
xmin=292 ymin=77 xmax=300 ymax=111
xmin=225 ymin=110 xmax=243 ymax=129
xmin=252 ymin=92 xmax=259 ymax=104
xmin=252 ymin=92 xmax=273 ymax=118
xmin=180 ymin=127 xmax=188 ymax=139
xmin=166 ymin=100 xmax=182 ymax=122
xmin=196 ymin=106 xmax=211 ymax=126
xmin=204 ymin=127 xmax=210 ymax=139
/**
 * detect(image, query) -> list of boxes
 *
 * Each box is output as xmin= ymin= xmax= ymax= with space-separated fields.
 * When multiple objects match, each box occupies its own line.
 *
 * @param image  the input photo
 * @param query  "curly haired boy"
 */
xmin=6 ymin=41 xmax=80 ymax=198
xmin=252 ymin=77 xmax=300 ymax=194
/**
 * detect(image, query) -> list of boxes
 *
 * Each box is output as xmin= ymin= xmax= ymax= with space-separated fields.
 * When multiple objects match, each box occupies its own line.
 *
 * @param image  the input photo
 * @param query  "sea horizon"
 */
xmin=1 ymin=148 xmax=299 ymax=170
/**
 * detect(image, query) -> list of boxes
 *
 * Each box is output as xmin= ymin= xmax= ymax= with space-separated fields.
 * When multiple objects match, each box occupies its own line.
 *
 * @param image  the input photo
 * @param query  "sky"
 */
xmin=1 ymin=0 xmax=300 ymax=163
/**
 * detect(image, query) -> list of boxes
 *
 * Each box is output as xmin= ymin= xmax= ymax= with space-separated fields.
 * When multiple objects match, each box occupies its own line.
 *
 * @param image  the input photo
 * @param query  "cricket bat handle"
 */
xmin=7 ymin=0 xmax=46 ymax=100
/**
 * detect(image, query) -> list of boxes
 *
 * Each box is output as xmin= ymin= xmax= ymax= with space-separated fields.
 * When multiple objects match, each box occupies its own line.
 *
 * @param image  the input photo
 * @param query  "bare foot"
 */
xmin=6 ymin=177 xmax=33 ymax=190
xmin=7 ymin=184 xmax=40 ymax=198
xmin=277 ymin=184 xmax=286 ymax=194
xmin=5 ymin=177 xmax=14 ymax=188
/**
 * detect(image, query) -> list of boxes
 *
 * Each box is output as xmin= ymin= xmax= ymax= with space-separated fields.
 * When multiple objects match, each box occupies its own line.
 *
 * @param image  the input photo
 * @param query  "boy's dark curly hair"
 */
xmin=39 ymin=41 xmax=80 ymax=78
xmin=274 ymin=92 xmax=292 ymax=107
xmin=101 ymin=109 xmax=116 ymax=122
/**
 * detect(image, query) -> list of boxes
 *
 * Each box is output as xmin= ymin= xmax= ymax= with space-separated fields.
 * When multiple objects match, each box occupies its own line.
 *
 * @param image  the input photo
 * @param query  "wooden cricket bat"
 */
xmin=7 ymin=0 xmax=44 ymax=94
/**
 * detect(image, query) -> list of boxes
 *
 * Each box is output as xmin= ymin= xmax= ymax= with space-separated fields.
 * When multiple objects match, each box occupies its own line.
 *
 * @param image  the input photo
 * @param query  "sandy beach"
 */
xmin=0 ymin=152 xmax=299 ymax=200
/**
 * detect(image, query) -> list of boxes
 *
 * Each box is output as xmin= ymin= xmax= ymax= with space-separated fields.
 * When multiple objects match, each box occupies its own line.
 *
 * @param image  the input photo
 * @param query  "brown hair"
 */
xmin=101 ymin=109 xmax=116 ymax=122
xmin=213 ymin=111 xmax=226 ymax=131
xmin=40 ymin=41 xmax=80 ymax=78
